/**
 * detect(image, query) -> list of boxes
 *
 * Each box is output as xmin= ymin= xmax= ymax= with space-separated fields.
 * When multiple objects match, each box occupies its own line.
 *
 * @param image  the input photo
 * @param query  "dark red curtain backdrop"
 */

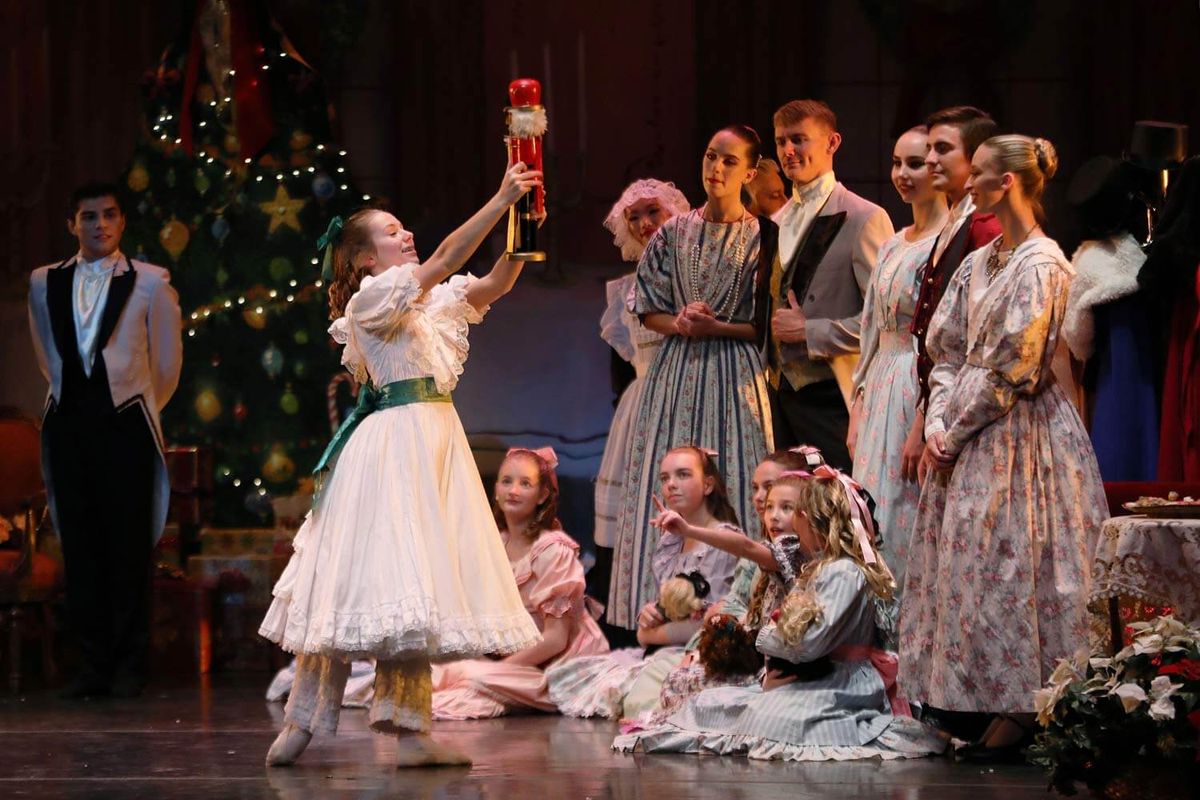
xmin=4 ymin=0 xmax=1199 ymax=290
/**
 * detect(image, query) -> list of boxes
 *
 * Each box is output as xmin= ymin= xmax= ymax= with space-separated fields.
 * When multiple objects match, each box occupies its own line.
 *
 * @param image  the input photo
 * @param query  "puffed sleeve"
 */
xmin=756 ymin=561 xmax=869 ymax=662
xmin=345 ymin=263 xmax=425 ymax=335
xmin=526 ymin=532 xmax=587 ymax=619
xmin=432 ymin=273 xmax=488 ymax=325
xmin=923 ymin=255 xmax=973 ymax=439
xmin=942 ymin=257 xmax=1071 ymax=456
xmin=600 ymin=273 xmax=637 ymax=363
xmin=633 ymin=218 xmax=680 ymax=317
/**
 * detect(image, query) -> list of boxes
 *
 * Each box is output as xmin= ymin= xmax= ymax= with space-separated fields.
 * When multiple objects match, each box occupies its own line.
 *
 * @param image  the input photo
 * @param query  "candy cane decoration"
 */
xmin=326 ymin=373 xmax=360 ymax=434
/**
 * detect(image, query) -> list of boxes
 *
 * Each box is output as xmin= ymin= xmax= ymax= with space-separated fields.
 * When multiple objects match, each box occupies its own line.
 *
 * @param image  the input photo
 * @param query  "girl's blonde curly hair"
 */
xmin=775 ymin=471 xmax=897 ymax=645
xmin=798 ymin=472 xmax=895 ymax=601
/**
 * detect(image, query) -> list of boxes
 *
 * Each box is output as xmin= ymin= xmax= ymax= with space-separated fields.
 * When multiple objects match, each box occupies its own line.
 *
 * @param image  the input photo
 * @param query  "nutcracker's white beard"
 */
xmin=508 ymin=106 xmax=548 ymax=138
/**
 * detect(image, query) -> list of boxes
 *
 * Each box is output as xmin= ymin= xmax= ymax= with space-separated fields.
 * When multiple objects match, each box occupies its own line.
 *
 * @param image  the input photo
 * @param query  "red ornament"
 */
xmin=233 ymin=401 xmax=249 ymax=423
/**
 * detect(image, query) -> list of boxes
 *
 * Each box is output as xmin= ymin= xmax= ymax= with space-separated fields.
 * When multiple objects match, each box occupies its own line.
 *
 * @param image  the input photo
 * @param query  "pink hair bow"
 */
xmin=696 ymin=446 xmax=719 ymax=460
xmin=776 ymin=470 xmax=812 ymax=480
xmin=506 ymin=446 xmax=559 ymax=470
xmin=812 ymin=465 xmax=877 ymax=565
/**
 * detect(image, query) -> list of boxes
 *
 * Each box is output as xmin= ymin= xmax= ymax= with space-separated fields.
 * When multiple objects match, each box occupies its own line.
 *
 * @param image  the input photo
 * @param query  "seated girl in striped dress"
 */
xmin=614 ymin=468 xmax=946 ymax=761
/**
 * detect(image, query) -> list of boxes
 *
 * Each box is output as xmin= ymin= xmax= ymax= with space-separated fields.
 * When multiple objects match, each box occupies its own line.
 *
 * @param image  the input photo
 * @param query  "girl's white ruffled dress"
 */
xmin=259 ymin=264 xmax=540 ymax=662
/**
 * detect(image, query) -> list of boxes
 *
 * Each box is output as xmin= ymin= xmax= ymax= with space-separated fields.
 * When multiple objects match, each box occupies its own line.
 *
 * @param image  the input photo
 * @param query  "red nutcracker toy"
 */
xmin=504 ymin=78 xmax=547 ymax=261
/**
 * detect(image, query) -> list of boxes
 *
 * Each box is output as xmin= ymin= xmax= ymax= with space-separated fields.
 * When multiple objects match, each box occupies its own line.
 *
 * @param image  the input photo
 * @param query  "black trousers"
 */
xmin=770 ymin=378 xmax=853 ymax=472
xmin=43 ymin=402 xmax=158 ymax=683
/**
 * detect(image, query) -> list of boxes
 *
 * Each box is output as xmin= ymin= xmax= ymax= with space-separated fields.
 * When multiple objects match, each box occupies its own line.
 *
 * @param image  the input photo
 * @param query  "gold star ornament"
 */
xmin=259 ymin=185 xmax=306 ymax=235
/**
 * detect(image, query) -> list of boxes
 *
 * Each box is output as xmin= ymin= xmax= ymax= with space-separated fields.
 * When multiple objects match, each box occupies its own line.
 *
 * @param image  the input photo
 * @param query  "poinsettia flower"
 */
xmin=1046 ymin=650 xmax=1089 ymax=691
xmin=1034 ymin=686 xmax=1062 ymax=727
xmin=1112 ymin=682 xmax=1148 ymax=713
xmin=1158 ymin=659 xmax=1200 ymax=681
xmin=1148 ymin=675 xmax=1179 ymax=721
xmin=1133 ymin=634 xmax=1165 ymax=655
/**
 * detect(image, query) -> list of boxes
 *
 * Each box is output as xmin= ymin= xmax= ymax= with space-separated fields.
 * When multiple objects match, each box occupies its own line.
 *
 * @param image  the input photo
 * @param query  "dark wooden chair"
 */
xmin=0 ymin=408 xmax=63 ymax=691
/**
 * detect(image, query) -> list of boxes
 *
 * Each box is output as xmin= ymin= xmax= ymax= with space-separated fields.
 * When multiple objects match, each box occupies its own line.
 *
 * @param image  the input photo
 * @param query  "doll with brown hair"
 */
xmin=260 ymin=163 xmax=546 ymax=768
xmin=429 ymin=447 xmax=608 ymax=719
xmin=615 ymin=468 xmax=946 ymax=761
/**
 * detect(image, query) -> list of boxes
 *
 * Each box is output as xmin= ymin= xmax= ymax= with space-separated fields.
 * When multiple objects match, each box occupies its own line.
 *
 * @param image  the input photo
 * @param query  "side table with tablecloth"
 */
xmin=1090 ymin=515 xmax=1200 ymax=651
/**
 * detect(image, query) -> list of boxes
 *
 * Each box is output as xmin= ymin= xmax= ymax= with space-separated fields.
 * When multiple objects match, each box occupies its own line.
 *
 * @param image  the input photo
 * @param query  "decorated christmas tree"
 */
xmin=120 ymin=1 xmax=366 ymax=525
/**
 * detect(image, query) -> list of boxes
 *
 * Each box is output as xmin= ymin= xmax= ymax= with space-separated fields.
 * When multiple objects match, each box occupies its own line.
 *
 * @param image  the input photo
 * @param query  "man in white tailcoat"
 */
xmin=27 ymin=182 xmax=182 ymax=698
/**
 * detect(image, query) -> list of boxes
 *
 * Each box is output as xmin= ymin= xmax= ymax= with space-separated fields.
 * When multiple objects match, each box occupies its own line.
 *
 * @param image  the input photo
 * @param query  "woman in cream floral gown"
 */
xmin=900 ymin=135 xmax=1106 ymax=759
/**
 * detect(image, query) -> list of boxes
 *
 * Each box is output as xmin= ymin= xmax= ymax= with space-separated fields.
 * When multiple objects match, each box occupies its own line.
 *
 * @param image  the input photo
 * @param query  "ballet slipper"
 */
xmin=266 ymin=723 xmax=313 ymax=767
xmin=395 ymin=733 xmax=473 ymax=767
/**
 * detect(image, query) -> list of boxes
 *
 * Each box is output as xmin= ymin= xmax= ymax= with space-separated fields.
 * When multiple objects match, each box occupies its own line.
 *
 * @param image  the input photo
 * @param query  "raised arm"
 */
xmin=677 ymin=522 xmax=776 ymax=571
xmin=464 ymin=253 xmax=526 ymax=311
xmin=413 ymin=163 xmax=541 ymax=294
xmin=651 ymin=496 xmax=778 ymax=572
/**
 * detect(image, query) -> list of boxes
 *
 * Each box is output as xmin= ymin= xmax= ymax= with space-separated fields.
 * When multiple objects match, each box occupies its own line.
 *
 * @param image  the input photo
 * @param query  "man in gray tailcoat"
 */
xmin=755 ymin=99 xmax=894 ymax=470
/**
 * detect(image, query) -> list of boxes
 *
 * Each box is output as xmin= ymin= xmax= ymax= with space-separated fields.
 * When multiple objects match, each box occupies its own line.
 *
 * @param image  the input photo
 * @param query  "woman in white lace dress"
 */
xmin=259 ymin=163 xmax=543 ymax=768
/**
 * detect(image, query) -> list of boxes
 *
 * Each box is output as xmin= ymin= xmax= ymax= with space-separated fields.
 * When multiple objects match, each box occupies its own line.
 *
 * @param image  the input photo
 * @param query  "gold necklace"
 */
xmin=985 ymin=223 xmax=1039 ymax=283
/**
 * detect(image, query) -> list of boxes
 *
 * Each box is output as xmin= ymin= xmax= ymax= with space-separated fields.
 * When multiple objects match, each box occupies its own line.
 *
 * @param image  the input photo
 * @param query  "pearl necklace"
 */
xmin=687 ymin=209 xmax=751 ymax=320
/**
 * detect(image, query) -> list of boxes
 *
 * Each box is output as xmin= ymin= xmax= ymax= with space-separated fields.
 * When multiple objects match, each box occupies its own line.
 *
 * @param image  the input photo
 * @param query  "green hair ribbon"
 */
xmin=317 ymin=215 xmax=345 ymax=282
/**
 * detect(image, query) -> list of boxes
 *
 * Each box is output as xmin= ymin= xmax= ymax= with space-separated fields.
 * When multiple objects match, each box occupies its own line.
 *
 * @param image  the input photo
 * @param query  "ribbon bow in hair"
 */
xmin=696 ymin=446 xmax=719 ymax=460
xmin=812 ymin=465 xmax=878 ymax=565
xmin=788 ymin=444 xmax=825 ymax=467
xmin=317 ymin=215 xmax=345 ymax=282
xmin=506 ymin=446 xmax=559 ymax=470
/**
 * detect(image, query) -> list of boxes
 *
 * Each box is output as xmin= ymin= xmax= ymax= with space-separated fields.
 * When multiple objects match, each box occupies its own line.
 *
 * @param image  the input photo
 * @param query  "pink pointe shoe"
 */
xmin=266 ymin=723 xmax=313 ymax=766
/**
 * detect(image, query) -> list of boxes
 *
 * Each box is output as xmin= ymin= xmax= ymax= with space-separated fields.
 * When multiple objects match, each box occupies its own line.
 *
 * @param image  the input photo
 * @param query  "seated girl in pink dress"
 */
xmin=430 ymin=447 xmax=608 ymax=719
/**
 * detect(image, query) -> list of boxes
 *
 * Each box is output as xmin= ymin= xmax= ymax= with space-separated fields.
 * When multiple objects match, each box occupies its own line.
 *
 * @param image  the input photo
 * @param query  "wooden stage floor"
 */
xmin=0 ymin=675 xmax=1060 ymax=799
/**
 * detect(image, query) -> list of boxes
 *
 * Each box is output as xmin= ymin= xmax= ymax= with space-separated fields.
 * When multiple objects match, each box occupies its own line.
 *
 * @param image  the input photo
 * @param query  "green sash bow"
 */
xmin=313 ymin=377 xmax=451 ymax=481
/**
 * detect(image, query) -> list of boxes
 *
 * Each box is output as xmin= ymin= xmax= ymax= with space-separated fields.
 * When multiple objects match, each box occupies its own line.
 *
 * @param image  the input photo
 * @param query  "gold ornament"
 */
xmin=258 ymin=185 xmax=305 ymax=235
xmin=242 ymin=306 xmax=268 ymax=330
xmin=160 ymin=219 xmax=191 ymax=260
xmin=194 ymin=389 xmax=222 ymax=422
xmin=262 ymin=446 xmax=296 ymax=484
xmin=127 ymin=164 xmax=150 ymax=193
xmin=289 ymin=130 xmax=313 ymax=151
